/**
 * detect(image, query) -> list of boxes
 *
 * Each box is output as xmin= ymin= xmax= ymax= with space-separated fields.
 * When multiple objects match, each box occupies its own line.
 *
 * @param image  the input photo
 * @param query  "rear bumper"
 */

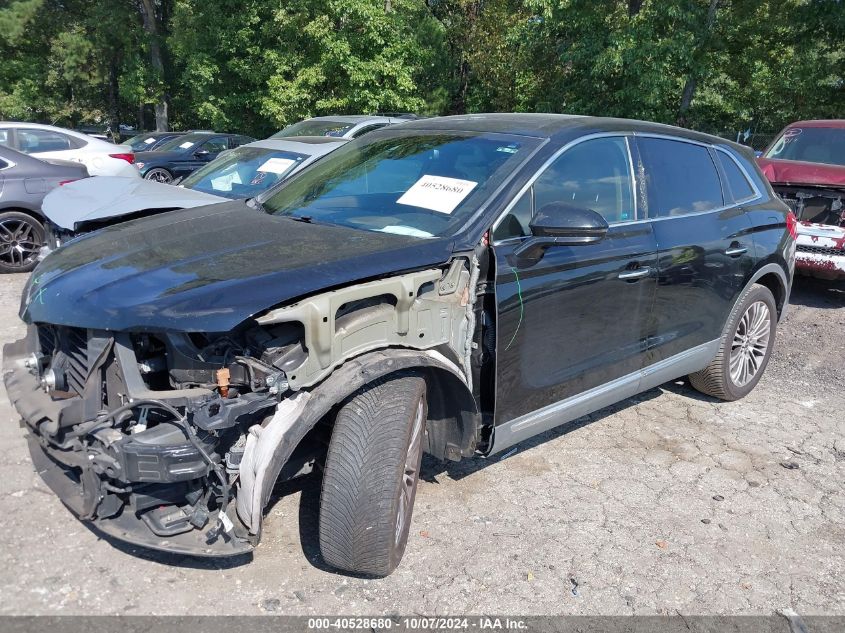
xmin=3 ymin=329 xmax=254 ymax=558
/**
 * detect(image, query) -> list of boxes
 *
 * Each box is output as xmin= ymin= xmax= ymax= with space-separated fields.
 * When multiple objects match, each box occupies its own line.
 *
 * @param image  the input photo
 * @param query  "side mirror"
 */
xmin=512 ymin=203 xmax=609 ymax=267
xmin=529 ymin=202 xmax=610 ymax=240
xmin=194 ymin=149 xmax=210 ymax=159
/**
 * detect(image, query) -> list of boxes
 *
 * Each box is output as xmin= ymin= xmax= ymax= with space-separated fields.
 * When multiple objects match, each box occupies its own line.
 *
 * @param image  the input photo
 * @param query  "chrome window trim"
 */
xmin=491 ymin=132 xmax=635 ymax=243
xmin=492 ymin=132 xmax=766 ymax=246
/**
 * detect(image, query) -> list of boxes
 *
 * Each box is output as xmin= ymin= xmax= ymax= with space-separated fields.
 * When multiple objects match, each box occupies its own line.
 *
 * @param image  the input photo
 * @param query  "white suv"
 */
xmin=0 ymin=122 xmax=138 ymax=177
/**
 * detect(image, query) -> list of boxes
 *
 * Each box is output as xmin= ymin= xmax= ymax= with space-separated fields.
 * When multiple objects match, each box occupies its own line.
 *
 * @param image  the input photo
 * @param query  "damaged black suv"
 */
xmin=3 ymin=114 xmax=795 ymax=576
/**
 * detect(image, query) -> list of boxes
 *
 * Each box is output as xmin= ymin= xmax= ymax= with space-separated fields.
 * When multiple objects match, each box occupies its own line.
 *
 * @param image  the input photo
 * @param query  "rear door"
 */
xmin=633 ymin=135 xmax=754 ymax=366
xmin=492 ymin=135 xmax=658 ymax=425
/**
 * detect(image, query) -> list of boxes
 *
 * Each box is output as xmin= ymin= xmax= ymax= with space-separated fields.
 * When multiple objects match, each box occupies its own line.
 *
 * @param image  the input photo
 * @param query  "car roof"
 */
xmin=299 ymin=115 xmax=397 ymax=125
xmin=784 ymin=119 xmax=845 ymax=129
xmin=243 ymin=136 xmax=348 ymax=154
xmin=395 ymin=113 xmax=750 ymax=150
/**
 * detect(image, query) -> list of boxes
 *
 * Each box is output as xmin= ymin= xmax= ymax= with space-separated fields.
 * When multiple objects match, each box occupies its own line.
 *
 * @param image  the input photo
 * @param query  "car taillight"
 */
xmin=786 ymin=211 xmax=798 ymax=240
xmin=109 ymin=153 xmax=135 ymax=164
xmin=58 ymin=179 xmax=77 ymax=186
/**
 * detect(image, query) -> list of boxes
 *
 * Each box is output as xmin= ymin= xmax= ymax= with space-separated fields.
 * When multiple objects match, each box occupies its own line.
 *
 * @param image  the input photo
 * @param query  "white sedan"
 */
xmin=0 ymin=122 xmax=138 ymax=177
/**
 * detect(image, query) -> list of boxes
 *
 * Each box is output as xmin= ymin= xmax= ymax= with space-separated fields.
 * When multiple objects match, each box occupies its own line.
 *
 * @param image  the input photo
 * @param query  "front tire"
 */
xmin=319 ymin=374 xmax=427 ymax=577
xmin=0 ymin=211 xmax=45 ymax=273
xmin=144 ymin=167 xmax=173 ymax=183
xmin=689 ymin=283 xmax=777 ymax=401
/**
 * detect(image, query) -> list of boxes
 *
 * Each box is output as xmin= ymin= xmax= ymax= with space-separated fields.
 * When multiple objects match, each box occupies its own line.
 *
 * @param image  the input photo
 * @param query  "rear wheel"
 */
xmin=0 ymin=211 xmax=44 ymax=274
xmin=689 ymin=283 xmax=777 ymax=401
xmin=144 ymin=167 xmax=173 ymax=183
xmin=319 ymin=374 xmax=427 ymax=577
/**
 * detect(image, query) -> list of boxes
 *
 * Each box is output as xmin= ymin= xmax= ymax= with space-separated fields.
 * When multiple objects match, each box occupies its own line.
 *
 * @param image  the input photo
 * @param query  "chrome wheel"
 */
xmin=395 ymin=397 xmax=424 ymax=546
xmin=144 ymin=168 xmax=173 ymax=183
xmin=0 ymin=217 xmax=42 ymax=270
xmin=729 ymin=300 xmax=771 ymax=387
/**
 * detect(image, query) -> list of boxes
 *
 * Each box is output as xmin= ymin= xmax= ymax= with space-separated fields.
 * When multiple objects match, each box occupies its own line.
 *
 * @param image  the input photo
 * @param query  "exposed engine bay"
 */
xmin=3 ymin=256 xmax=490 ymax=555
xmin=771 ymin=184 xmax=845 ymax=281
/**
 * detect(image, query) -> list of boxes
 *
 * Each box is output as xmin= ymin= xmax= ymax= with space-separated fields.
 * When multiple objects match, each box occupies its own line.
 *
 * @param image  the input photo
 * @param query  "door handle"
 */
xmin=618 ymin=267 xmax=651 ymax=281
xmin=725 ymin=245 xmax=748 ymax=257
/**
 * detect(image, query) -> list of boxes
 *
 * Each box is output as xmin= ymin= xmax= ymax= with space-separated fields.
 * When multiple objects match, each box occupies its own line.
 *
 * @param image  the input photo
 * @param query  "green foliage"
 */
xmin=0 ymin=0 xmax=842 ymax=136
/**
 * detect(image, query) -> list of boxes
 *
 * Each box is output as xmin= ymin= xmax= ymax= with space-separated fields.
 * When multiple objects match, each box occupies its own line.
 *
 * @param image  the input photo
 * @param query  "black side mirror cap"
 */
xmin=529 ymin=202 xmax=609 ymax=239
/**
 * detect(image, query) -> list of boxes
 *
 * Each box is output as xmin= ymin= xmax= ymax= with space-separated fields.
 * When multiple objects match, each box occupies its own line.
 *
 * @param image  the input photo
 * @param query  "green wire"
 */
xmin=504 ymin=266 xmax=524 ymax=351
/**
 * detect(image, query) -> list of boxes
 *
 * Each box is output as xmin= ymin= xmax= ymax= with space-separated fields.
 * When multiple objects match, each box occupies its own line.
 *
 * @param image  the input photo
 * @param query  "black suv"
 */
xmin=3 ymin=114 xmax=795 ymax=576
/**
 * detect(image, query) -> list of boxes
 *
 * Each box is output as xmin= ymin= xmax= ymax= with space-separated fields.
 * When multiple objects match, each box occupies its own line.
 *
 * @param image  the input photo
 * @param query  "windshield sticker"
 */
xmin=396 ymin=175 xmax=478 ymax=214
xmin=179 ymin=141 xmax=194 ymax=149
xmin=143 ymin=137 xmax=156 ymax=144
xmin=257 ymin=157 xmax=296 ymax=174
xmin=496 ymin=145 xmax=519 ymax=154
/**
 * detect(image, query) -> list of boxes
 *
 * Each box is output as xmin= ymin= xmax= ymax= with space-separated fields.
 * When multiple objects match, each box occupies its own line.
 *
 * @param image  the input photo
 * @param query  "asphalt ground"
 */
xmin=0 ymin=272 xmax=843 ymax=615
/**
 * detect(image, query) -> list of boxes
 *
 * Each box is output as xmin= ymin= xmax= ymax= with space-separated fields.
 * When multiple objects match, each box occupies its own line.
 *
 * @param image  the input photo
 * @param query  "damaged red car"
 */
xmin=758 ymin=120 xmax=845 ymax=281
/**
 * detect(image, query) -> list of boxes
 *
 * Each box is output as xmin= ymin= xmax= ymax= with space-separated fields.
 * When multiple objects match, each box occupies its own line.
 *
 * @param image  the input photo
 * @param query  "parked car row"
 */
xmin=3 ymin=113 xmax=797 ymax=578
xmin=0 ymin=114 xmax=419 ymax=269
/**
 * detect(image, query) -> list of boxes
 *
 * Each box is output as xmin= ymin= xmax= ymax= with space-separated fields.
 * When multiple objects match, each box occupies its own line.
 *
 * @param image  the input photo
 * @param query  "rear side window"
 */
xmin=638 ymin=137 xmax=723 ymax=217
xmin=0 ymin=130 xmax=10 ymax=147
xmin=17 ymin=129 xmax=80 ymax=153
xmin=717 ymin=151 xmax=756 ymax=202
xmin=0 ymin=158 xmax=8 ymax=170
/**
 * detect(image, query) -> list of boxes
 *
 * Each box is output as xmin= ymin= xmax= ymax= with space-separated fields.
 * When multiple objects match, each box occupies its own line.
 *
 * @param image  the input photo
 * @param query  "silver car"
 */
xmin=272 ymin=114 xmax=418 ymax=140
xmin=0 ymin=146 xmax=88 ymax=273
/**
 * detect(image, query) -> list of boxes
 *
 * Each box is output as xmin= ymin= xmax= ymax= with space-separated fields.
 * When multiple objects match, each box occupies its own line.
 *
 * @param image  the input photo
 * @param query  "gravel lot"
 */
xmin=0 ymin=272 xmax=843 ymax=616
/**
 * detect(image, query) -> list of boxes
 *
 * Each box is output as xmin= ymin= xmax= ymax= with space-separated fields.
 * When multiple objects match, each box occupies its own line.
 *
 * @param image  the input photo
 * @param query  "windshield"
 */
xmin=272 ymin=120 xmax=356 ymax=139
xmin=156 ymin=133 xmax=209 ymax=152
xmin=260 ymin=132 xmax=533 ymax=238
xmin=764 ymin=126 xmax=845 ymax=167
xmin=126 ymin=133 xmax=167 ymax=151
xmin=181 ymin=146 xmax=308 ymax=199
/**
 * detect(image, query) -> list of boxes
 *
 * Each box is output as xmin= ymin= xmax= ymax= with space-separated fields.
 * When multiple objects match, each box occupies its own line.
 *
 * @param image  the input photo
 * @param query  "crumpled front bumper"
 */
xmin=795 ymin=223 xmax=845 ymax=281
xmin=2 ymin=329 xmax=254 ymax=557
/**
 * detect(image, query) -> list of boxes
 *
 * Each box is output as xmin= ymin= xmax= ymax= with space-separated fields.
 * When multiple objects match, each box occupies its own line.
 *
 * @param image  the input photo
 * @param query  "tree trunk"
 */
xmin=677 ymin=0 xmax=720 ymax=127
xmin=628 ymin=0 xmax=643 ymax=16
xmin=107 ymin=60 xmax=121 ymax=143
xmin=138 ymin=0 xmax=169 ymax=131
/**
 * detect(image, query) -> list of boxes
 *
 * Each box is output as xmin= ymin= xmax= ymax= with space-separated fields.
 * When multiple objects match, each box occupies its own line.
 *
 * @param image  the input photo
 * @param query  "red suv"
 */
xmin=758 ymin=120 xmax=845 ymax=281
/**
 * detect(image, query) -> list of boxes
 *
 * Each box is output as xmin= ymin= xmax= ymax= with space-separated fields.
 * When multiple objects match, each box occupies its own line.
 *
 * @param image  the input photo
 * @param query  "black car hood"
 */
xmin=22 ymin=202 xmax=455 ymax=332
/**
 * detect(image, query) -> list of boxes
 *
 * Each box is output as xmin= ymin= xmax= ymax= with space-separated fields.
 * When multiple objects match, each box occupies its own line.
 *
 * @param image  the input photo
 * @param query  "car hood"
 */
xmin=22 ymin=202 xmax=455 ymax=333
xmin=42 ymin=176 xmax=226 ymax=230
xmin=757 ymin=157 xmax=845 ymax=189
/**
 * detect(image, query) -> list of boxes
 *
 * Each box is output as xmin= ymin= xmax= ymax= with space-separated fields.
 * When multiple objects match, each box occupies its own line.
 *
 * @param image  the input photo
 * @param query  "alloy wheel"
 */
xmin=395 ymin=398 xmax=425 ymax=546
xmin=729 ymin=300 xmax=771 ymax=387
xmin=0 ymin=217 xmax=42 ymax=270
xmin=145 ymin=168 xmax=173 ymax=183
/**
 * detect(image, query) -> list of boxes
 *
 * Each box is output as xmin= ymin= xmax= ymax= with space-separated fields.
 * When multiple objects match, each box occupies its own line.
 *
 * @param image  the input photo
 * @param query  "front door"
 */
xmin=491 ymin=135 xmax=658 ymax=425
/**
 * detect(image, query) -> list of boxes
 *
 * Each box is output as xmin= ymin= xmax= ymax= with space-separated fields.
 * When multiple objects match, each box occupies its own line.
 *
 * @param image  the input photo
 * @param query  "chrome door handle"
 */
xmin=618 ymin=267 xmax=651 ymax=281
xmin=725 ymin=246 xmax=748 ymax=257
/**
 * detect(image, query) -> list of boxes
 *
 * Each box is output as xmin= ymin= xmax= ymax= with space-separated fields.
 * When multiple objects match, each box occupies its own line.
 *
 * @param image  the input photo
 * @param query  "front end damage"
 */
xmin=771 ymin=184 xmax=845 ymax=281
xmin=2 ymin=260 xmax=483 ymax=556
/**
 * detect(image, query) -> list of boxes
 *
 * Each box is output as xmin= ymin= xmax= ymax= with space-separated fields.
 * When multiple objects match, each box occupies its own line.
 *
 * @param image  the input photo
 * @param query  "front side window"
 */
xmin=261 ymin=132 xmax=534 ymax=238
xmin=181 ymin=147 xmax=307 ymax=199
xmin=17 ymin=129 xmax=73 ymax=153
xmin=494 ymin=136 xmax=634 ymax=240
xmin=0 ymin=130 xmax=10 ymax=147
xmin=717 ymin=151 xmax=756 ymax=202
xmin=764 ymin=126 xmax=845 ymax=167
xmin=272 ymin=119 xmax=356 ymax=139
xmin=638 ymin=137 xmax=723 ymax=217
xmin=201 ymin=137 xmax=229 ymax=153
